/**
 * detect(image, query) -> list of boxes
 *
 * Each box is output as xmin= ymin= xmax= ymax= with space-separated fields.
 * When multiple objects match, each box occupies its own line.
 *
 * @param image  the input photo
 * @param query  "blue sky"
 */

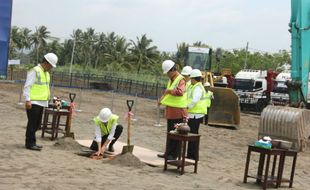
xmin=12 ymin=0 xmax=291 ymax=53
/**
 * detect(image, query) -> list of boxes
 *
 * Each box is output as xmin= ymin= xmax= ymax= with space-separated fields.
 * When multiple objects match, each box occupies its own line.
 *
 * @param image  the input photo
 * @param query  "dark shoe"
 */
xmin=157 ymin=153 xmax=165 ymax=158
xmin=26 ymin=145 xmax=42 ymax=151
xmin=108 ymin=145 xmax=114 ymax=152
xmin=35 ymin=144 xmax=43 ymax=149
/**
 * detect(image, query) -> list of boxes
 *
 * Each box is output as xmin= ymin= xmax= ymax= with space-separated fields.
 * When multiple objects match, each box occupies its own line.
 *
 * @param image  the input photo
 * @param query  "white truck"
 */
xmin=233 ymin=69 xmax=269 ymax=112
xmin=270 ymin=71 xmax=291 ymax=105
xmin=271 ymin=71 xmax=310 ymax=107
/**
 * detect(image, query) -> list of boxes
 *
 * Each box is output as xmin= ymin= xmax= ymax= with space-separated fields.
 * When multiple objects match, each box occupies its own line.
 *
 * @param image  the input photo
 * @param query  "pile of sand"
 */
xmin=53 ymin=137 xmax=83 ymax=152
xmin=107 ymin=153 xmax=145 ymax=168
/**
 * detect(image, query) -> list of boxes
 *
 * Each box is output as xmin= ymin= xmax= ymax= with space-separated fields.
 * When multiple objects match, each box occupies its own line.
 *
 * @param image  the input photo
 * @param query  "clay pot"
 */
xmin=177 ymin=123 xmax=190 ymax=135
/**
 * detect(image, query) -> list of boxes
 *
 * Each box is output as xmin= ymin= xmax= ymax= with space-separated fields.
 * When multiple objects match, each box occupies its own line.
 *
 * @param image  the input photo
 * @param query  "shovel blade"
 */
xmin=121 ymin=145 xmax=134 ymax=154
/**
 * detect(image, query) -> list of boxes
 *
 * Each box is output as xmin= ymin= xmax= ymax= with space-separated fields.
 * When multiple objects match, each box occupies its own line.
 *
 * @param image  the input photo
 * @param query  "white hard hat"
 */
xmin=204 ymin=82 xmax=211 ymax=87
xmin=190 ymin=69 xmax=202 ymax=78
xmin=44 ymin=53 xmax=58 ymax=68
xmin=162 ymin=60 xmax=175 ymax=74
xmin=181 ymin=66 xmax=192 ymax=76
xmin=98 ymin=108 xmax=112 ymax=122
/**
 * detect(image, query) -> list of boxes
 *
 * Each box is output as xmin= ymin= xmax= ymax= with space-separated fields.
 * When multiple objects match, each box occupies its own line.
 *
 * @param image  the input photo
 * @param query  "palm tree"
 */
xmin=129 ymin=34 xmax=159 ymax=74
xmin=175 ymin=42 xmax=189 ymax=67
xmin=9 ymin=26 xmax=22 ymax=58
xmin=32 ymin=25 xmax=50 ymax=64
xmin=20 ymin=27 xmax=32 ymax=50
xmin=80 ymin=28 xmax=98 ymax=70
xmin=104 ymin=36 xmax=131 ymax=72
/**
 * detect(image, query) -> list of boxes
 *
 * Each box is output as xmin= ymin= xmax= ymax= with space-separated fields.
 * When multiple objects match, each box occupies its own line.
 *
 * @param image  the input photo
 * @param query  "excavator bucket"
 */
xmin=208 ymin=87 xmax=240 ymax=128
xmin=259 ymin=106 xmax=310 ymax=151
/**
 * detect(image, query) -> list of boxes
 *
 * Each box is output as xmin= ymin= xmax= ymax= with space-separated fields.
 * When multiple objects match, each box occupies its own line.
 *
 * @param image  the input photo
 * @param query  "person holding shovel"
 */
xmin=158 ymin=60 xmax=188 ymax=160
xmin=90 ymin=108 xmax=123 ymax=156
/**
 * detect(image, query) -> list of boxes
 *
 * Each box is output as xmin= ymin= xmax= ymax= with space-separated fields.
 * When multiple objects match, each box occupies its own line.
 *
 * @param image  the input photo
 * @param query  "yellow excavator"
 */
xmin=185 ymin=46 xmax=240 ymax=128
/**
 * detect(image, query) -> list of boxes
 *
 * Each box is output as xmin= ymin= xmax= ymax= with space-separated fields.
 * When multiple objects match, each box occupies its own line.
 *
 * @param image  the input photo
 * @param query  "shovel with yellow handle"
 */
xmin=121 ymin=100 xmax=134 ymax=154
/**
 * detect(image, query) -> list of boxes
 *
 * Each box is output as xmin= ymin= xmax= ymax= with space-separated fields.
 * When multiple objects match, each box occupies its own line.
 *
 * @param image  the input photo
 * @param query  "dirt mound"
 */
xmin=53 ymin=137 xmax=83 ymax=152
xmin=108 ymin=153 xmax=145 ymax=168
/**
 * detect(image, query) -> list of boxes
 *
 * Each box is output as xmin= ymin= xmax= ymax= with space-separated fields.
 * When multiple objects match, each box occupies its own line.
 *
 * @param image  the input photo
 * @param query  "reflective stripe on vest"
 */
xmin=188 ymin=82 xmax=208 ymax=114
xmin=205 ymin=91 xmax=213 ymax=107
xmin=93 ymin=114 xmax=119 ymax=136
xmin=29 ymin=65 xmax=50 ymax=101
xmin=160 ymin=75 xmax=187 ymax=108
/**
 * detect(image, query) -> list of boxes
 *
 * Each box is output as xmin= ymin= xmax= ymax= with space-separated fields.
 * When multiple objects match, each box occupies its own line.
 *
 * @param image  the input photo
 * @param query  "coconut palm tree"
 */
xmin=104 ymin=36 xmax=131 ymax=72
xmin=129 ymin=34 xmax=159 ymax=74
xmin=9 ymin=26 xmax=22 ymax=58
xmin=80 ymin=28 xmax=98 ymax=70
xmin=20 ymin=27 xmax=32 ymax=50
xmin=32 ymin=25 xmax=50 ymax=64
xmin=175 ymin=42 xmax=189 ymax=67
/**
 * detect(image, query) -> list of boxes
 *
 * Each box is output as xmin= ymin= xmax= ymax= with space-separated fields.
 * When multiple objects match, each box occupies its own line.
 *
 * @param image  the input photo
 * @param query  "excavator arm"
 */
xmin=288 ymin=0 xmax=310 ymax=107
xmin=259 ymin=0 xmax=310 ymax=151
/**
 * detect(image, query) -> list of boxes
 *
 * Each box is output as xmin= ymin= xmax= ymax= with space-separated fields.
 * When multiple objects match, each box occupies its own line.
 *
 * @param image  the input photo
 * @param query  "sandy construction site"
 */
xmin=0 ymin=82 xmax=310 ymax=190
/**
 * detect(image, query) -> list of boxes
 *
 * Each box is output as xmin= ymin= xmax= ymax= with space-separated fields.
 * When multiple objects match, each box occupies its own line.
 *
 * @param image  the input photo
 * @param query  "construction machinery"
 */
xmin=259 ymin=0 xmax=310 ymax=151
xmin=185 ymin=46 xmax=240 ymax=128
xmin=234 ymin=69 xmax=278 ymax=112
xmin=270 ymin=70 xmax=291 ymax=106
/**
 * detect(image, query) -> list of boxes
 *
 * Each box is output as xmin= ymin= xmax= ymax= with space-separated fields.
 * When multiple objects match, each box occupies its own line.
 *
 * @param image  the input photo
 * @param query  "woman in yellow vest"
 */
xmin=23 ymin=53 xmax=58 ymax=151
xmin=187 ymin=69 xmax=207 ymax=159
xmin=90 ymin=108 xmax=123 ymax=156
xmin=158 ymin=60 xmax=188 ymax=160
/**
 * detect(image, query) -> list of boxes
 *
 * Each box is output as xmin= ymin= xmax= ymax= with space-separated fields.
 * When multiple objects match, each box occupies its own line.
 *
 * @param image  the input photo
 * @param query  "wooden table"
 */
xmin=243 ymin=145 xmax=298 ymax=189
xmin=41 ymin=108 xmax=71 ymax=140
xmin=164 ymin=132 xmax=200 ymax=175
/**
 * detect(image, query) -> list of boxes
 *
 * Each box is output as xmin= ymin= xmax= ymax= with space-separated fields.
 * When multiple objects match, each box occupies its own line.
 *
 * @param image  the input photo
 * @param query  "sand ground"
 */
xmin=0 ymin=82 xmax=310 ymax=190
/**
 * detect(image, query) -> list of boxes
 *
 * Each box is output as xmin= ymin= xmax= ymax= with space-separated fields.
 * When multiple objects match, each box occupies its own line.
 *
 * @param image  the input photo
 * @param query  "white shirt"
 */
xmin=23 ymin=67 xmax=49 ymax=107
xmin=94 ymin=123 xmax=117 ymax=142
xmin=188 ymin=84 xmax=204 ymax=119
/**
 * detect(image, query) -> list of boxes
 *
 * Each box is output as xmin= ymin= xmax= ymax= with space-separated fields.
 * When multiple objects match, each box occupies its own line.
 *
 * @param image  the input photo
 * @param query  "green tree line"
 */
xmin=9 ymin=25 xmax=291 ymax=78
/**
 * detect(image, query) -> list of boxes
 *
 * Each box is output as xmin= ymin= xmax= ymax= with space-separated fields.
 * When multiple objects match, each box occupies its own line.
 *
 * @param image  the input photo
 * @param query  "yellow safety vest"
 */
xmin=29 ymin=65 xmax=50 ymax=101
xmin=93 ymin=114 xmax=119 ymax=136
xmin=205 ymin=91 xmax=213 ymax=108
xmin=188 ymin=82 xmax=208 ymax=114
xmin=160 ymin=75 xmax=187 ymax=108
xmin=186 ymin=81 xmax=192 ymax=102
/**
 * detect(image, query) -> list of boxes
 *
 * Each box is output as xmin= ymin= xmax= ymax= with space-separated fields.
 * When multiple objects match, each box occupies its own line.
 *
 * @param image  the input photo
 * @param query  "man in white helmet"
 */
xmin=181 ymin=65 xmax=193 ymax=92
xmin=90 ymin=107 xmax=123 ymax=156
xmin=186 ymin=69 xmax=207 ymax=159
xmin=23 ymin=53 xmax=58 ymax=151
xmin=158 ymin=60 xmax=188 ymax=160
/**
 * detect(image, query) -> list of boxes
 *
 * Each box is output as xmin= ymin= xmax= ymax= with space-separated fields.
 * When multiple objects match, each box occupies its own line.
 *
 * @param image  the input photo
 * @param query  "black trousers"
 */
xmin=166 ymin=118 xmax=183 ymax=158
xmin=90 ymin=124 xmax=123 ymax=151
xmin=25 ymin=104 xmax=44 ymax=148
xmin=204 ymin=107 xmax=210 ymax=125
xmin=187 ymin=117 xmax=203 ymax=159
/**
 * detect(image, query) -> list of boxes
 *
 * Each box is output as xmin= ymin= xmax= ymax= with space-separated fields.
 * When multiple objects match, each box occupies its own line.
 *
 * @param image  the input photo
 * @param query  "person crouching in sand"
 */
xmin=90 ymin=108 xmax=123 ymax=156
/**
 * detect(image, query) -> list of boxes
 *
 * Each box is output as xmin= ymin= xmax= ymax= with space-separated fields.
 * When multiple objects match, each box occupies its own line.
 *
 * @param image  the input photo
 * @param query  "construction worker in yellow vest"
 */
xmin=158 ymin=60 xmax=188 ymax=160
xmin=90 ymin=108 xmax=123 ymax=156
xmin=203 ymin=82 xmax=214 ymax=125
xmin=187 ymin=69 xmax=207 ymax=159
xmin=23 ymin=53 xmax=58 ymax=151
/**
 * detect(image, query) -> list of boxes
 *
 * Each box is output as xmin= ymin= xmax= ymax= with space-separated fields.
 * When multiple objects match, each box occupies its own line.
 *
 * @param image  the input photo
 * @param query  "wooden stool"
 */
xmin=164 ymin=132 xmax=200 ymax=175
xmin=41 ymin=108 xmax=70 ymax=140
xmin=243 ymin=145 xmax=298 ymax=190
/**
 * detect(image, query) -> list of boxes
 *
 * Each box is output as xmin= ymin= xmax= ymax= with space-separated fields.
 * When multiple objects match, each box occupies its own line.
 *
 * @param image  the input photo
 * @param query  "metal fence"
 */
xmin=7 ymin=69 xmax=166 ymax=99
